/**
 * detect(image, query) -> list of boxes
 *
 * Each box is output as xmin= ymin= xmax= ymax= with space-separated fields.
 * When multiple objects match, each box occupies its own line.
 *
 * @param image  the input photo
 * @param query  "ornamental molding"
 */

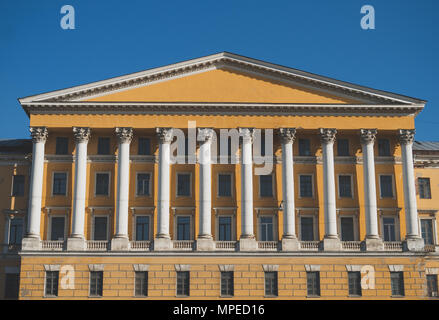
xmin=156 ymin=127 xmax=174 ymax=144
xmin=174 ymin=264 xmax=191 ymax=272
xmin=44 ymin=264 xmax=61 ymax=271
xmin=388 ymin=265 xmax=404 ymax=272
xmin=360 ymin=129 xmax=377 ymax=145
xmin=345 ymin=265 xmax=362 ymax=272
xmin=218 ymin=265 xmax=235 ymax=272
xmin=319 ymin=128 xmax=337 ymax=144
xmin=262 ymin=264 xmax=279 ymax=272
xmin=30 ymin=126 xmax=48 ymax=143
xmin=279 ymin=128 xmax=296 ymax=144
xmin=88 ymin=264 xmax=105 ymax=271
xmin=133 ymin=264 xmax=149 ymax=272
xmin=115 ymin=127 xmax=133 ymax=144
xmin=73 ymin=127 xmax=91 ymax=143
xmin=398 ymin=129 xmax=415 ymax=145
xmin=305 ymin=264 xmax=321 ymax=272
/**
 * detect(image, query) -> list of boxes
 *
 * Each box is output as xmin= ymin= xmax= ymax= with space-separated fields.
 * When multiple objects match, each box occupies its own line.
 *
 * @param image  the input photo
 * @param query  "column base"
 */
xmin=66 ymin=237 xmax=86 ymax=251
xmin=110 ymin=237 xmax=130 ymax=251
xmin=322 ymin=237 xmax=342 ymax=251
xmin=364 ymin=237 xmax=384 ymax=251
xmin=403 ymin=237 xmax=425 ymax=252
xmin=196 ymin=238 xmax=215 ymax=251
xmin=153 ymin=237 xmax=172 ymax=251
xmin=239 ymin=238 xmax=257 ymax=251
xmin=21 ymin=236 xmax=41 ymax=251
xmin=281 ymin=237 xmax=300 ymax=251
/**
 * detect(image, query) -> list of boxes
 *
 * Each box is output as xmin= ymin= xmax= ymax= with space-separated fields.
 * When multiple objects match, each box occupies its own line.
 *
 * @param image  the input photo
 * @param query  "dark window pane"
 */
xmin=218 ymin=174 xmax=232 ymax=197
xmin=348 ymin=272 xmax=362 ymax=296
xmin=136 ymin=216 xmax=150 ymax=241
xmin=337 ymin=139 xmax=349 ymax=156
xmin=138 ymin=138 xmax=151 ymax=155
xmin=390 ymin=272 xmax=404 ymax=296
xmin=56 ymin=137 xmax=69 ymax=155
xmin=380 ymin=175 xmax=393 ymax=198
xmin=221 ymin=271 xmax=234 ymax=296
xmin=383 ymin=217 xmax=396 ymax=241
xmin=378 ymin=139 xmax=391 ymax=156
xmin=4 ymin=274 xmax=19 ymax=299
xmin=177 ymin=216 xmax=191 ymax=240
xmin=338 ymin=175 xmax=352 ymax=198
xmin=340 ymin=217 xmax=354 ymax=241
xmin=259 ymin=175 xmax=273 ymax=197
xmin=218 ymin=216 xmax=232 ymax=241
xmin=176 ymin=271 xmax=190 ymax=296
xmin=259 ymin=217 xmax=274 ymax=241
xmin=419 ymin=178 xmax=431 ymax=199
xmin=135 ymin=271 xmax=148 ymax=296
xmin=45 ymin=271 xmax=59 ymax=296
xmin=300 ymin=175 xmax=313 ymax=198
xmin=9 ymin=218 xmax=23 ymax=245
xmin=421 ymin=219 xmax=434 ymax=245
xmin=137 ymin=173 xmax=151 ymax=196
xmin=298 ymin=139 xmax=311 ymax=156
xmin=300 ymin=217 xmax=314 ymax=241
xmin=307 ymin=272 xmax=320 ymax=296
xmin=50 ymin=217 xmax=65 ymax=240
xmin=12 ymin=175 xmax=25 ymax=196
xmin=95 ymin=173 xmax=109 ymax=196
xmin=53 ymin=172 xmax=67 ymax=195
xmin=98 ymin=137 xmax=111 ymax=155
xmin=94 ymin=217 xmax=108 ymax=241
xmin=177 ymin=173 xmax=191 ymax=196
xmin=264 ymin=272 xmax=278 ymax=296
xmin=90 ymin=271 xmax=103 ymax=296
xmin=427 ymin=275 xmax=438 ymax=297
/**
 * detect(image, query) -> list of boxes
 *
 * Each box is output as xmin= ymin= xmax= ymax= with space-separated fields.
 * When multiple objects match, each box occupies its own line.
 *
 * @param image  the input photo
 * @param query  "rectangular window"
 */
xmin=12 ymin=175 xmax=25 ymax=196
xmin=90 ymin=271 xmax=103 ymax=297
xmin=259 ymin=216 xmax=274 ymax=241
xmin=418 ymin=178 xmax=431 ymax=199
xmin=337 ymin=139 xmax=349 ymax=156
xmin=53 ymin=172 xmax=67 ymax=196
xmin=298 ymin=139 xmax=311 ymax=156
xmin=97 ymin=137 xmax=111 ymax=155
xmin=218 ymin=216 xmax=232 ymax=241
xmin=138 ymin=138 xmax=151 ymax=155
xmin=383 ymin=217 xmax=396 ymax=241
xmin=135 ymin=271 xmax=148 ymax=297
xmin=50 ymin=217 xmax=65 ymax=241
xmin=259 ymin=175 xmax=273 ymax=197
xmin=218 ymin=174 xmax=232 ymax=197
xmin=300 ymin=217 xmax=314 ymax=241
xmin=340 ymin=217 xmax=355 ymax=241
xmin=299 ymin=175 xmax=313 ymax=198
xmin=378 ymin=139 xmax=391 ymax=156
xmin=135 ymin=216 xmax=150 ymax=241
xmin=348 ymin=271 xmax=362 ymax=296
xmin=177 ymin=173 xmax=191 ymax=197
xmin=55 ymin=137 xmax=69 ymax=155
xmin=95 ymin=173 xmax=110 ymax=196
xmin=93 ymin=217 xmax=108 ymax=241
xmin=176 ymin=271 xmax=190 ymax=296
xmin=307 ymin=272 xmax=320 ymax=296
xmin=45 ymin=271 xmax=59 ymax=297
xmin=220 ymin=271 xmax=234 ymax=296
xmin=4 ymin=274 xmax=19 ymax=300
xmin=177 ymin=216 xmax=191 ymax=240
xmin=427 ymin=275 xmax=438 ymax=297
xmin=136 ymin=173 xmax=151 ymax=196
xmin=390 ymin=272 xmax=405 ymax=296
xmin=420 ymin=219 xmax=434 ymax=245
xmin=338 ymin=175 xmax=352 ymax=198
xmin=264 ymin=272 xmax=278 ymax=296
xmin=9 ymin=218 xmax=23 ymax=245
xmin=380 ymin=175 xmax=393 ymax=198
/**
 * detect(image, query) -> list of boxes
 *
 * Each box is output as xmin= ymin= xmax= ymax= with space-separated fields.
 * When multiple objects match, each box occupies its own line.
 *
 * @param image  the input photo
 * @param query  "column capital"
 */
xmin=73 ymin=127 xmax=91 ymax=143
xmin=279 ymin=128 xmax=296 ymax=144
xmin=115 ymin=127 xmax=133 ymax=144
xmin=156 ymin=127 xmax=174 ymax=144
xmin=30 ymin=127 xmax=48 ymax=143
xmin=319 ymin=128 xmax=337 ymax=144
xmin=239 ymin=127 xmax=255 ymax=144
xmin=360 ymin=129 xmax=377 ymax=145
xmin=197 ymin=128 xmax=214 ymax=143
xmin=398 ymin=129 xmax=415 ymax=145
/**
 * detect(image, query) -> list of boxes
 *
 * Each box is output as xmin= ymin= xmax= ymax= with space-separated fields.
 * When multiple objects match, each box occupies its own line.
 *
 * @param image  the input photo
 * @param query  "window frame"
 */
xmin=378 ymin=138 xmax=391 ymax=156
xmin=91 ymin=214 xmax=110 ymax=241
xmin=380 ymin=214 xmax=401 ymax=242
xmin=257 ymin=213 xmax=277 ymax=242
xmin=44 ymin=271 xmax=59 ymax=297
xmin=134 ymin=271 xmax=148 ymax=297
xmin=216 ymin=213 xmax=235 ymax=241
xmin=94 ymin=172 xmax=111 ymax=197
xmin=174 ymin=214 xmax=194 ymax=241
xmin=337 ymin=174 xmax=354 ymax=199
xmin=176 ymin=271 xmax=190 ymax=297
xmin=418 ymin=216 xmax=437 ymax=245
xmin=220 ymin=271 xmax=234 ymax=297
xmin=306 ymin=271 xmax=321 ymax=297
xmin=390 ymin=271 xmax=405 ymax=297
xmin=138 ymin=137 xmax=151 ymax=156
xmin=427 ymin=274 xmax=438 ymax=297
xmin=418 ymin=177 xmax=432 ymax=199
xmin=176 ymin=172 xmax=192 ymax=198
xmin=89 ymin=271 xmax=104 ymax=297
xmin=264 ymin=271 xmax=278 ymax=297
xmin=258 ymin=173 xmax=275 ymax=198
xmin=337 ymin=138 xmax=350 ymax=156
xmin=298 ymin=138 xmax=311 ymax=156
xmin=97 ymin=137 xmax=111 ymax=155
xmin=47 ymin=214 xmax=68 ymax=241
xmin=135 ymin=172 xmax=152 ymax=197
xmin=6 ymin=217 xmax=24 ymax=248
xmin=299 ymin=213 xmax=318 ymax=241
xmin=298 ymin=174 xmax=315 ymax=199
xmin=217 ymin=172 xmax=234 ymax=198
xmin=55 ymin=137 xmax=69 ymax=155
xmin=11 ymin=175 xmax=25 ymax=197
xmin=51 ymin=171 xmax=68 ymax=196
xmin=133 ymin=214 xmax=152 ymax=241
xmin=378 ymin=174 xmax=395 ymax=199
xmin=347 ymin=271 xmax=362 ymax=297
xmin=337 ymin=214 xmax=359 ymax=241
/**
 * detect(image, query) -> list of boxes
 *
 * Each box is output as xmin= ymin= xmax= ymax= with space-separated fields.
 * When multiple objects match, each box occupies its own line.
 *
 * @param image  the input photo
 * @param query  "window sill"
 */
xmin=390 ymin=295 xmax=405 ymax=298
xmin=220 ymin=295 xmax=234 ymax=298
xmin=264 ymin=295 xmax=278 ymax=298
xmin=176 ymin=295 xmax=190 ymax=298
xmin=306 ymin=295 xmax=321 ymax=298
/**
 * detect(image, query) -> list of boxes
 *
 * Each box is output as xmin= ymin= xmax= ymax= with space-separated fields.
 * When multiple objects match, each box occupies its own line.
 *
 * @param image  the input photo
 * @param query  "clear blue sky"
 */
xmin=1 ymin=0 xmax=438 ymax=140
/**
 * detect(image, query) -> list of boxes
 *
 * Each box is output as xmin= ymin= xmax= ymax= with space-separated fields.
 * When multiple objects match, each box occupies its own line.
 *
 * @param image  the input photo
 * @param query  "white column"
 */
xmin=114 ymin=127 xmax=133 ymax=239
xmin=279 ymin=128 xmax=297 ymax=239
xmin=25 ymin=127 xmax=48 ymax=239
xmin=156 ymin=127 xmax=173 ymax=239
xmin=399 ymin=129 xmax=420 ymax=239
xmin=197 ymin=128 xmax=214 ymax=239
xmin=360 ymin=129 xmax=379 ymax=238
xmin=319 ymin=128 xmax=338 ymax=239
xmin=239 ymin=128 xmax=255 ymax=239
xmin=71 ymin=127 xmax=90 ymax=239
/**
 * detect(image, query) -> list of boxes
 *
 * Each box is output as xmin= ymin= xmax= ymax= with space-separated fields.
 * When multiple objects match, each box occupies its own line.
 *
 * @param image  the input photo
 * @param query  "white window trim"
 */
xmin=174 ymin=213 xmax=194 ymax=240
xmin=298 ymin=212 xmax=318 ymax=241
xmin=135 ymin=172 xmax=152 ymax=197
xmin=47 ymin=214 xmax=68 ymax=241
xmin=337 ymin=213 xmax=359 ymax=241
xmin=256 ymin=210 xmax=278 ymax=241
xmin=298 ymin=174 xmax=315 ymax=199
xmin=91 ymin=214 xmax=110 ymax=241
xmin=258 ymin=173 xmax=275 ymax=199
xmin=43 ymin=269 xmax=59 ymax=298
xmin=51 ymin=171 xmax=68 ymax=197
xmin=378 ymin=174 xmax=396 ymax=199
xmin=132 ymin=213 xmax=153 ymax=241
xmin=337 ymin=174 xmax=354 ymax=199
xmin=215 ymin=213 xmax=236 ymax=241
xmin=217 ymin=172 xmax=234 ymax=198
xmin=94 ymin=171 xmax=111 ymax=197
xmin=379 ymin=213 xmax=401 ymax=241
xmin=418 ymin=214 xmax=438 ymax=245
xmin=418 ymin=177 xmax=432 ymax=199
xmin=175 ymin=172 xmax=192 ymax=198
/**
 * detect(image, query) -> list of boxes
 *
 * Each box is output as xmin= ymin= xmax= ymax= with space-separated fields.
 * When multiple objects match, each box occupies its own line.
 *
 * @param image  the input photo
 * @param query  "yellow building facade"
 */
xmin=0 ymin=52 xmax=438 ymax=299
